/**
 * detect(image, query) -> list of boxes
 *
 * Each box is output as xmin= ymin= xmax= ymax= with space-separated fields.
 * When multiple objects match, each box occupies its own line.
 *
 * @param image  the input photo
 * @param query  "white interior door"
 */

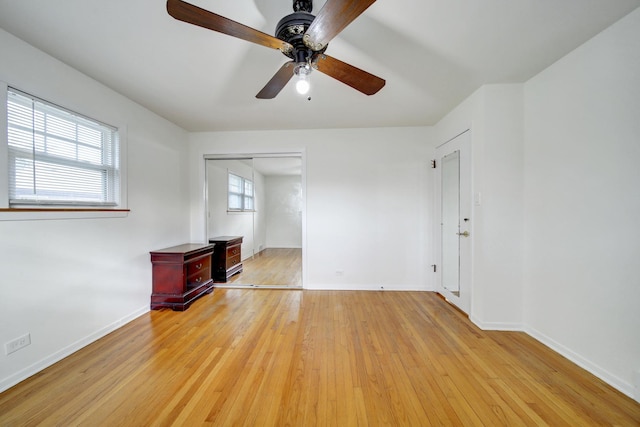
xmin=435 ymin=130 xmax=471 ymax=314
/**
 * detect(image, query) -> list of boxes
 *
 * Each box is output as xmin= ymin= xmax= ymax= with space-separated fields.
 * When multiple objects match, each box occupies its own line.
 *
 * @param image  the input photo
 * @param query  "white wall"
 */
xmin=434 ymin=84 xmax=525 ymax=330
xmin=523 ymin=8 xmax=640 ymax=400
xmin=433 ymin=7 xmax=640 ymax=400
xmin=265 ymin=175 xmax=302 ymax=249
xmin=188 ymin=127 xmax=435 ymax=290
xmin=0 ymin=29 xmax=191 ymax=391
xmin=3 ymin=4 xmax=637 ymax=403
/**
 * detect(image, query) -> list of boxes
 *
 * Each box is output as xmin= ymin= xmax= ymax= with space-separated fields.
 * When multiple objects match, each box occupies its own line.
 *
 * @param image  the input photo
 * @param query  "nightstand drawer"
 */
xmin=187 ymin=267 xmax=210 ymax=287
xmin=187 ymin=256 xmax=210 ymax=277
xmin=226 ymin=254 xmax=241 ymax=268
xmin=226 ymin=245 xmax=241 ymax=257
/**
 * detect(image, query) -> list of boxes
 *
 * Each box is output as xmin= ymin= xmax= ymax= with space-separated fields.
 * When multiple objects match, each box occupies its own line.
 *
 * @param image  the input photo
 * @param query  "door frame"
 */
xmin=434 ymin=130 xmax=472 ymax=314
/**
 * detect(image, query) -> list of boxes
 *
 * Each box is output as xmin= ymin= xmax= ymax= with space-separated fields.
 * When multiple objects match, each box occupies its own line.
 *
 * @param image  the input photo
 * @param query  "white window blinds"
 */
xmin=7 ymin=88 xmax=120 ymax=206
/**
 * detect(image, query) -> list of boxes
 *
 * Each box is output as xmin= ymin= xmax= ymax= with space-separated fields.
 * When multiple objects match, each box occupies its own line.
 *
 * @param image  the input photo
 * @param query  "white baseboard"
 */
xmin=464 ymin=313 xmax=637 ymax=402
xmin=303 ymin=283 xmax=428 ymax=291
xmin=469 ymin=315 xmax=523 ymax=331
xmin=0 ymin=306 xmax=149 ymax=393
xmin=524 ymin=325 xmax=637 ymax=402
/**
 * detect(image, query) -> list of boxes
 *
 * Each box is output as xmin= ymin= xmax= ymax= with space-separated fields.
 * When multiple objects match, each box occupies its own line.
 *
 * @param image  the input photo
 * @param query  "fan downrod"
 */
xmin=293 ymin=0 xmax=313 ymax=13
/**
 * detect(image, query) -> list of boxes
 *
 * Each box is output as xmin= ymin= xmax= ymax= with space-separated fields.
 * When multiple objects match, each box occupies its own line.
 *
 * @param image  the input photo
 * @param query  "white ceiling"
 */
xmin=0 ymin=0 xmax=638 ymax=132
xmin=240 ymin=157 xmax=302 ymax=176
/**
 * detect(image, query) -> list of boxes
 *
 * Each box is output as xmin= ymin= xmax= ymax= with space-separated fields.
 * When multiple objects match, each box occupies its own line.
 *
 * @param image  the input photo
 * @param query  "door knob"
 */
xmin=457 ymin=231 xmax=470 ymax=237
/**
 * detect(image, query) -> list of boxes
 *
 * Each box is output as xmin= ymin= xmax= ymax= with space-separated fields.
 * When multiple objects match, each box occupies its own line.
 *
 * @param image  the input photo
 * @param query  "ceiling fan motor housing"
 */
xmin=276 ymin=11 xmax=326 ymax=62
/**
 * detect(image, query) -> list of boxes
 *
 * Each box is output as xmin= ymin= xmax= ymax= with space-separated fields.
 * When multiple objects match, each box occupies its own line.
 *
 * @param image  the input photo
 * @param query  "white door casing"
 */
xmin=434 ymin=130 xmax=472 ymax=314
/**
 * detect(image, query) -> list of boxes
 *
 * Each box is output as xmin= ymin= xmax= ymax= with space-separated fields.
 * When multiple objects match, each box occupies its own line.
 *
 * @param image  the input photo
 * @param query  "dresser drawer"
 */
xmin=226 ymin=254 xmax=241 ymax=268
xmin=187 ymin=255 xmax=210 ymax=277
xmin=187 ymin=267 xmax=210 ymax=288
xmin=186 ymin=255 xmax=211 ymax=287
xmin=226 ymin=245 xmax=241 ymax=258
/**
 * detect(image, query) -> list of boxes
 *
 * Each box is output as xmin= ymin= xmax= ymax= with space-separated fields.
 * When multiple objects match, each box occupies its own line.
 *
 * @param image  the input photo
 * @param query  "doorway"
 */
xmin=205 ymin=155 xmax=303 ymax=288
xmin=435 ymin=131 xmax=471 ymax=313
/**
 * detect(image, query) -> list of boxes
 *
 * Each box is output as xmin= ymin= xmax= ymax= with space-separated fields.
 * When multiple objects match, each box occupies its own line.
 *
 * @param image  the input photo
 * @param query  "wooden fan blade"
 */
xmin=256 ymin=62 xmax=295 ymax=99
xmin=303 ymin=0 xmax=376 ymax=51
xmin=315 ymin=55 xmax=385 ymax=95
xmin=167 ymin=0 xmax=292 ymax=52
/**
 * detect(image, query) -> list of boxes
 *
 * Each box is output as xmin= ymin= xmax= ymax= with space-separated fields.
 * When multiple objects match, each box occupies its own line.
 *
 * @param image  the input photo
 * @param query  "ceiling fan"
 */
xmin=166 ymin=0 xmax=385 ymax=99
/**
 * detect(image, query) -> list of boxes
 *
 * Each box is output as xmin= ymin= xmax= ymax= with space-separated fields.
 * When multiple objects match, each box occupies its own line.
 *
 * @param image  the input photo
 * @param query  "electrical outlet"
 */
xmin=5 ymin=333 xmax=31 ymax=355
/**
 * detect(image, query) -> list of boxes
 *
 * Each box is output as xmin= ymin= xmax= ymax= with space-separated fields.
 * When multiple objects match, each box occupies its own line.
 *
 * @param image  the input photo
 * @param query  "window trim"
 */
xmin=227 ymin=172 xmax=254 ymax=212
xmin=0 ymin=81 xmax=128 ymax=221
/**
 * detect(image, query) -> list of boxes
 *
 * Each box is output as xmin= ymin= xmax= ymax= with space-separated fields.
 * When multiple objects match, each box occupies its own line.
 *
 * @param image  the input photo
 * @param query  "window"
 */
xmin=6 ymin=87 xmax=120 ymax=207
xmin=228 ymin=172 xmax=254 ymax=211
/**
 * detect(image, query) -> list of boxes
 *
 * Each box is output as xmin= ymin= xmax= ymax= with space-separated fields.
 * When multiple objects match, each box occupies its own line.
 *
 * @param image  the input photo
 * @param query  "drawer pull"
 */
xmin=195 ymin=277 xmax=202 ymax=283
xmin=195 ymin=263 xmax=202 ymax=269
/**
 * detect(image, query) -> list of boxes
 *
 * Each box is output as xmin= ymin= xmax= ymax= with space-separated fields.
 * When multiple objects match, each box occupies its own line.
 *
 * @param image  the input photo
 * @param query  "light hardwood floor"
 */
xmin=226 ymin=248 xmax=302 ymax=288
xmin=1 ymin=290 xmax=638 ymax=426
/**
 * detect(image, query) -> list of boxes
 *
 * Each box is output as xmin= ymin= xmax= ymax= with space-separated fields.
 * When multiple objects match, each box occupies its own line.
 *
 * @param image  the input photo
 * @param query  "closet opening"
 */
xmin=204 ymin=154 xmax=304 ymax=288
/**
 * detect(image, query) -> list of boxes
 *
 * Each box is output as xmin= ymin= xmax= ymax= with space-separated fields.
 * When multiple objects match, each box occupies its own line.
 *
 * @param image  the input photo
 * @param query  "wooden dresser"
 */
xmin=209 ymin=236 xmax=243 ymax=282
xmin=150 ymin=243 xmax=214 ymax=311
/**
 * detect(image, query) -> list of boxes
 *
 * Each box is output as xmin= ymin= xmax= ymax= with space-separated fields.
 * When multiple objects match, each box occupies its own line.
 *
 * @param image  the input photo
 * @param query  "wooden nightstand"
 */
xmin=150 ymin=243 xmax=214 ymax=310
xmin=209 ymin=236 xmax=243 ymax=282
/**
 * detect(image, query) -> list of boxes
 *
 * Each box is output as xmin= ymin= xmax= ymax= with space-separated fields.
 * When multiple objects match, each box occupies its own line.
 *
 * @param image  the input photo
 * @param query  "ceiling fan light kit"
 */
xmin=294 ymin=63 xmax=312 ymax=95
xmin=275 ymin=6 xmax=322 ymax=96
xmin=166 ymin=0 xmax=385 ymax=99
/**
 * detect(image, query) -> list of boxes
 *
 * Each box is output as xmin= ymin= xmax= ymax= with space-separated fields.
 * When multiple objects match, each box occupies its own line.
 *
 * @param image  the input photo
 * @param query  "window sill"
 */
xmin=227 ymin=210 xmax=256 ymax=214
xmin=0 ymin=208 xmax=130 ymax=221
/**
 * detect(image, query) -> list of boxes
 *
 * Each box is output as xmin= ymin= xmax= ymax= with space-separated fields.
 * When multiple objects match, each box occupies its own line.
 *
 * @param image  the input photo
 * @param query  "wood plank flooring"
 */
xmin=227 ymin=248 xmax=302 ymax=288
xmin=1 ymin=290 xmax=638 ymax=426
